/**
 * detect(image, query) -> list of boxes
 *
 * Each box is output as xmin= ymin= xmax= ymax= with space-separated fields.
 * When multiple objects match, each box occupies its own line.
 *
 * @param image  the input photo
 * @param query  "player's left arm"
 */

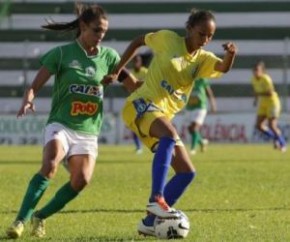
xmin=206 ymin=86 xmax=217 ymax=113
xmin=215 ymin=42 xmax=238 ymax=73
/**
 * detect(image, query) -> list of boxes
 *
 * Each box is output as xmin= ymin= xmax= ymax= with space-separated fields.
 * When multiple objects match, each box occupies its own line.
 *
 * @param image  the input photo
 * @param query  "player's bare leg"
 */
xmin=31 ymin=154 xmax=95 ymax=237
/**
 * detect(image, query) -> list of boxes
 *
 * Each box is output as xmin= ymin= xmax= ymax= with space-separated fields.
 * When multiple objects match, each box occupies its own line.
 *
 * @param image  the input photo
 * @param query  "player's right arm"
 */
xmin=17 ymin=66 xmax=52 ymax=117
xmin=206 ymin=86 xmax=217 ymax=113
xmin=214 ymin=42 xmax=237 ymax=73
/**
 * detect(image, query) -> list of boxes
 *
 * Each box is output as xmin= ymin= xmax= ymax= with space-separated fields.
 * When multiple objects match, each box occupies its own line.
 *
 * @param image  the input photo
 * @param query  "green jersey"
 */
xmin=186 ymin=78 xmax=209 ymax=110
xmin=41 ymin=41 xmax=120 ymax=135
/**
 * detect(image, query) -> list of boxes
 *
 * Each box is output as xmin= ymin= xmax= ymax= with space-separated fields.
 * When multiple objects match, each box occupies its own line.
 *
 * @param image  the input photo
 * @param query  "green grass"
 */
xmin=0 ymin=144 xmax=289 ymax=241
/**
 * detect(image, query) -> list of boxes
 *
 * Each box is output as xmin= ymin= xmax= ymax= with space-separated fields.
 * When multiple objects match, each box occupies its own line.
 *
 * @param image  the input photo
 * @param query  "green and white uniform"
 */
xmin=41 ymin=40 xmax=120 ymax=158
xmin=42 ymin=40 xmax=120 ymax=135
xmin=186 ymin=78 xmax=209 ymax=125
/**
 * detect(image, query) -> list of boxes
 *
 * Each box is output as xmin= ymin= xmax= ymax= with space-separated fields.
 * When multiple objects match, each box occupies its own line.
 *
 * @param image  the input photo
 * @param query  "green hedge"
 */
xmin=0 ymin=28 xmax=289 ymax=42
xmin=9 ymin=2 xmax=290 ymax=14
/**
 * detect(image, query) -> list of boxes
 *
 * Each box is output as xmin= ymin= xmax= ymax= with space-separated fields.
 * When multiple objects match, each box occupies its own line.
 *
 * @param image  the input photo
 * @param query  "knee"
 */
xmin=40 ymin=160 xmax=59 ymax=179
xmin=165 ymin=129 xmax=178 ymax=139
xmin=268 ymin=121 xmax=276 ymax=130
xmin=188 ymin=123 xmax=194 ymax=133
xmin=70 ymin=173 xmax=91 ymax=191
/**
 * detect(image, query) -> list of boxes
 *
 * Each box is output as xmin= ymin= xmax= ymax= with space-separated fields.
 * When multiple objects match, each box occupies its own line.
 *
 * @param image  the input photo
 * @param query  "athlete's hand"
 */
xmin=101 ymin=74 xmax=118 ymax=85
xmin=17 ymin=101 xmax=35 ymax=118
xmin=222 ymin=42 xmax=238 ymax=55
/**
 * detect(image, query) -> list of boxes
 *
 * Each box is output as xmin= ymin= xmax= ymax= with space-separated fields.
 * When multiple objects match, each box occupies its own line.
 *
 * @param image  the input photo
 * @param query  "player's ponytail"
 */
xmin=186 ymin=8 xmax=215 ymax=29
xmin=42 ymin=2 xmax=107 ymax=37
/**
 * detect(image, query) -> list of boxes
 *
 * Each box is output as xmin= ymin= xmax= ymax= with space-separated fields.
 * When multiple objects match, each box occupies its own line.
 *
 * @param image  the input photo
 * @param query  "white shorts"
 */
xmin=187 ymin=109 xmax=207 ymax=125
xmin=43 ymin=122 xmax=98 ymax=162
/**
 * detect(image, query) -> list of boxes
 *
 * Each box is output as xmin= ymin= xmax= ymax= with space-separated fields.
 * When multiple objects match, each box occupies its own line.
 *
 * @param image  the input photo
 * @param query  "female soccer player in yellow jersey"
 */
xmin=103 ymin=8 xmax=237 ymax=236
xmin=251 ymin=61 xmax=286 ymax=152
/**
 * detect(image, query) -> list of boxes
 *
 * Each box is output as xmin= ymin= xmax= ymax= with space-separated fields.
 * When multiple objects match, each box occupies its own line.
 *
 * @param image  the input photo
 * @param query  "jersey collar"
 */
xmin=75 ymin=39 xmax=100 ymax=58
xmin=182 ymin=37 xmax=200 ymax=62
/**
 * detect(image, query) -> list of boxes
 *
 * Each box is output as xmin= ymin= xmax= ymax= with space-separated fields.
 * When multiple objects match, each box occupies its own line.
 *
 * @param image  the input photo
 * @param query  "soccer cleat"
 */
xmin=137 ymin=219 xmax=155 ymax=237
xmin=31 ymin=214 xmax=46 ymax=238
xmin=6 ymin=220 xmax=24 ymax=239
xmin=280 ymin=146 xmax=287 ymax=153
xmin=146 ymin=196 xmax=179 ymax=218
xmin=136 ymin=148 xmax=143 ymax=155
xmin=200 ymin=139 xmax=209 ymax=152
xmin=190 ymin=149 xmax=197 ymax=155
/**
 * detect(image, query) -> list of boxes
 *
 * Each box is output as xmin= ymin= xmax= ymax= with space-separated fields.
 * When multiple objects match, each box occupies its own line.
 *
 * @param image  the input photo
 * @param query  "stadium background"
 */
xmin=0 ymin=0 xmax=289 ymax=145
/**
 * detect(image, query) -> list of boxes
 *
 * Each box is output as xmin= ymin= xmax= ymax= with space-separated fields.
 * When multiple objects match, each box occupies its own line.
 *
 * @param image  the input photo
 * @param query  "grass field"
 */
xmin=0 ymin=144 xmax=289 ymax=241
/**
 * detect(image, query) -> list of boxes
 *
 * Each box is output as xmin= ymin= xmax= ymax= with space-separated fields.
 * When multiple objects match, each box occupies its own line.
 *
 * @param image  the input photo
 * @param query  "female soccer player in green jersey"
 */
xmin=186 ymin=78 xmax=216 ymax=155
xmin=103 ymin=8 xmax=237 ymax=236
xmin=6 ymin=3 xmax=136 ymax=239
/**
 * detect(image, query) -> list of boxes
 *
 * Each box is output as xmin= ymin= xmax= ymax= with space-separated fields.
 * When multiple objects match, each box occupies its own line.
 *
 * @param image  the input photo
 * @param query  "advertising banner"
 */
xmin=0 ymin=113 xmax=289 ymax=145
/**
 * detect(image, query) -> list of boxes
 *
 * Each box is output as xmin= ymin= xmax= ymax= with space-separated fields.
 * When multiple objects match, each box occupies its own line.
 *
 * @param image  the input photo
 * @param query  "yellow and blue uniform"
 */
xmin=122 ymin=30 xmax=222 ymax=150
xmin=251 ymin=73 xmax=280 ymax=118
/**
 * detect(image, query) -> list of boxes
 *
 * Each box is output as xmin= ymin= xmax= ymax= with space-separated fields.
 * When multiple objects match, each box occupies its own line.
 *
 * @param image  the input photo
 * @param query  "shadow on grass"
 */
xmin=0 ymin=160 xmax=149 ymax=165
xmin=0 ymin=235 xmax=148 ymax=241
xmin=65 ymin=236 xmax=154 ymax=241
xmin=2 ymin=207 xmax=290 ymax=216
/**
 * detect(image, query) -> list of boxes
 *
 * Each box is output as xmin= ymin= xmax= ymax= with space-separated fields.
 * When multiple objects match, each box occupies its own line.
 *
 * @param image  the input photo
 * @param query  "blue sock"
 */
xmin=164 ymin=172 xmax=195 ymax=206
xmin=261 ymin=129 xmax=275 ymax=139
xmin=275 ymin=134 xmax=286 ymax=147
xmin=132 ymin=132 xmax=142 ymax=150
xmin=149 ymin=137 xmax=176 ymax=202
xmin=144 ymin=172 xmax=195 ymax=226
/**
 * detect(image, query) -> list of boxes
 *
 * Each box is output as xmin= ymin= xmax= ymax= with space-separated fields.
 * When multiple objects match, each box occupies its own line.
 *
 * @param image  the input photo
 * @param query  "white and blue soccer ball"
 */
xmin=154 ymin=210 xmax=190 ymax=239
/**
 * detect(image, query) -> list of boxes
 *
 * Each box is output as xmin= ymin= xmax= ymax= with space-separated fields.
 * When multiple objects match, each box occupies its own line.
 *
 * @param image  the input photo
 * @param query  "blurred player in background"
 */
xmin=130 ymin=55 xmax=148 ymax=81
xmin=186 ymin=78 xmax=216 ymax=155
xmin=129 ymin=55 xmax=148 ymax=154
xmin=251 ymin=61 xmax=286 ymax=152
xmin=103 ymin=8 xmax=237 ymax=237
xmin=6 ymin=3 xmax=137 ymax=239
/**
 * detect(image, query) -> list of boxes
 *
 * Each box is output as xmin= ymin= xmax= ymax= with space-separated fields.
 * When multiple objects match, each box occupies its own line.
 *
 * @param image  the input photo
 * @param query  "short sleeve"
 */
xmin=144 ymin=30 xmax=171 ymax=53
xmin=263 ymin=74 xmax=274 ymax=91
xmin=107 ymin=48 xmax=121 ymax=74
xmin=198 ymin=52 xmax=223 ymax=79
xmin=40 ymin=47 xmax=61 ymax=74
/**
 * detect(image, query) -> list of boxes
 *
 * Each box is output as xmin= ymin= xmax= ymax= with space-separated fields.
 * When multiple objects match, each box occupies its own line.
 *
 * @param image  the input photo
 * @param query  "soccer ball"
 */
xmin=154 ymin=210 xmax=190 ymax=239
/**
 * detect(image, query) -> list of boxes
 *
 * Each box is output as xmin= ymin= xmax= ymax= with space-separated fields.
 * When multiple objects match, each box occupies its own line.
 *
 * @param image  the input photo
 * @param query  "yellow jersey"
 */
xmin=130 ymin=66 xmax=148 ymax=81
xmin=128 ymin=30 xmax=222 ymax=117
xmin=251 ymin=73 xmax=279 ymax=103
